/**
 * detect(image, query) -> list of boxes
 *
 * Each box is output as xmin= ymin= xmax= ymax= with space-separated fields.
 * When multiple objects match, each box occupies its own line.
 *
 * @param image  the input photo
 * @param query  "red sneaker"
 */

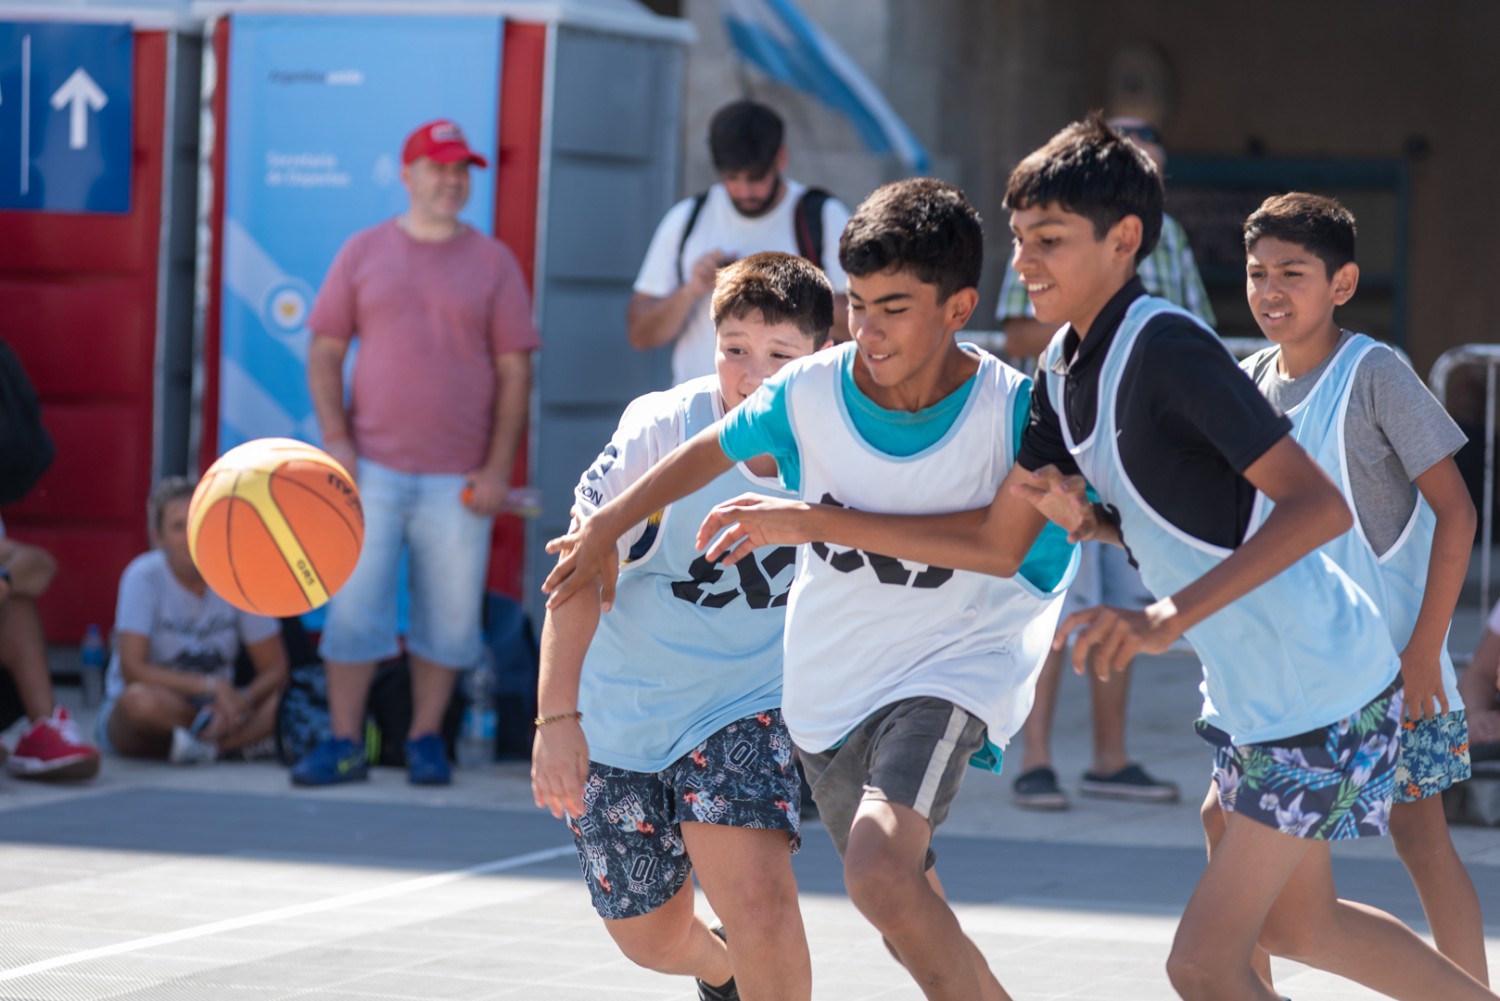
xmin=9 ymin=707 xmax=100 ymax=781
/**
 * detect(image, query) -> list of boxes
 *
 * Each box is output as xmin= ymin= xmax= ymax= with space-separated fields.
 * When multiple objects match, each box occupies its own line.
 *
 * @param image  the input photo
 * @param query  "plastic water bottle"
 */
xmin=459 ymin=652 xmax=498 ymax=768
xmin=79 ymin=624 xmax=105 ymax=708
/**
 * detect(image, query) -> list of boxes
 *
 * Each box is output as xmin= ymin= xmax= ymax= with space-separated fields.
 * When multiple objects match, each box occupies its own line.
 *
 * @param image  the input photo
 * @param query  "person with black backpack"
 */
xmin=628 ymin=100 xmax=851 ymax=386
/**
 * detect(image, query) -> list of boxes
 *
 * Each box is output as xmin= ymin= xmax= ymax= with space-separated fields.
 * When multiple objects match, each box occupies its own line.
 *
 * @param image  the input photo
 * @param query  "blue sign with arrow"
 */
xmin=0 ymin=20 xmax=133 ymax=213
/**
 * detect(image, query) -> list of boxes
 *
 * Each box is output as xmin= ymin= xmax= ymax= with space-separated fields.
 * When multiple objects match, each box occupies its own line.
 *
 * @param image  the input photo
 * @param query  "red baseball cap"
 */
xmin=402 ymin=119 xmax=488 ymax=168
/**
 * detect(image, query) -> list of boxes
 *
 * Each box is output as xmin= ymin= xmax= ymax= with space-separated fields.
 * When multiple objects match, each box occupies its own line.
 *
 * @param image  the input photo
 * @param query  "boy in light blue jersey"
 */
xmin=1236 ymin=192 xmax=1484 ymax=986
xmin=531 ymin=253 xmax=829 ymax=1001
xmin=545 ymin=178 xmax=1076 ymax=1001
xmin=692 ymin=120 xmax=1500 ymax=1001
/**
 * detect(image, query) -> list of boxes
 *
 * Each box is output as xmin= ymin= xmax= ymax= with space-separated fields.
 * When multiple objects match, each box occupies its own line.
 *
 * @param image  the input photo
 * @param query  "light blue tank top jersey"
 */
xmin=579 ymin=382 xmax=798 ymax=772
xmin=1043 ymin=297 xmax=1399 ymax=744
xmin=1253 ymin=333 xmax=1461 ymax=711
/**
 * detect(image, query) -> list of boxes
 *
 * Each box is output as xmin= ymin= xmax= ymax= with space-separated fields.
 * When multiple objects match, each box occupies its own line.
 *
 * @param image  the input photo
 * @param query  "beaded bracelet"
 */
xmin=534 ymin=710 xmax=583 ymax=727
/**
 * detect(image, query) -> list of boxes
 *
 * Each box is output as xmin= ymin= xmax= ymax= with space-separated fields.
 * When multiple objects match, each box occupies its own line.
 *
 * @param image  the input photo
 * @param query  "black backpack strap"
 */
xmin=793 ymin=187 xmax=832 ymax=271
xmin=675 ymin=192 xmax=710 ymax=288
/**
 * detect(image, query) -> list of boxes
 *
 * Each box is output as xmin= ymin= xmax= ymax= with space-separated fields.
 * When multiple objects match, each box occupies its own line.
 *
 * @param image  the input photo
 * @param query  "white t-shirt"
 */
xmin=633 ymin=179 xmax=850 ymax=385
xmin=105 ymin=551 xmax=281 ymax=701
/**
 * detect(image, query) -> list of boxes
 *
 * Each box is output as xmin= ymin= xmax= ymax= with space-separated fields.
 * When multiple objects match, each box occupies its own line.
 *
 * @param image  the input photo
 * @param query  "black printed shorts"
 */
xmin=567 ymin=709 xmax=802 ymax=920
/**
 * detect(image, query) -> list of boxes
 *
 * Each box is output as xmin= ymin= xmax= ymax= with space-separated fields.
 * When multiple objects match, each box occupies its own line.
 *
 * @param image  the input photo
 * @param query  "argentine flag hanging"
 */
xmin=717 ymin=0 xmax=931 ymax=173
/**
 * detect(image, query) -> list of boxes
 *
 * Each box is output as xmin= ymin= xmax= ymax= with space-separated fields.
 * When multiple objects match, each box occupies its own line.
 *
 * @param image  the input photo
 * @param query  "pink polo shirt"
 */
xmin=309 ymin=219 xmax=541 ymax=474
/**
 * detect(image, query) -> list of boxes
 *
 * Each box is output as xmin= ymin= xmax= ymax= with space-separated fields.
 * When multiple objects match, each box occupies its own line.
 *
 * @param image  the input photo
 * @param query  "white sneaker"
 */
xmin=169 ymin=727 xmax=218 ymax=765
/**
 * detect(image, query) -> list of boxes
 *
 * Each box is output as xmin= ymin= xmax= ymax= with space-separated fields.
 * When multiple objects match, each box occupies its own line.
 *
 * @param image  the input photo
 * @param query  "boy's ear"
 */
xmin=944 ymin=286 xmax=980 ymax=331
xmin=774 ymin=145 xmax=788 ymax=174
xmin=1110 ymin=215 xmax=1143 ymax=262
xmin=1331 ymin=262 xmax=1360 ymax=306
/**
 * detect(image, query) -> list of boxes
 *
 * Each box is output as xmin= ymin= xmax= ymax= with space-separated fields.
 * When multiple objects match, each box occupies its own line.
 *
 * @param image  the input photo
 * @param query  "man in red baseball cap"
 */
xmin=296 ymin=119 xmax=539 ymax=789
xmin=395 ymin=119 xmax=488 ymax=243
xmin=402 ymin=119 xmax=489 ymax=169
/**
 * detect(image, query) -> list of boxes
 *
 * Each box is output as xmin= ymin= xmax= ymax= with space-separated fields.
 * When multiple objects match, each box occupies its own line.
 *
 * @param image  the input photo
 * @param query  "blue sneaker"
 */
xmin=290 ymin=737 xmax=367 ymax=787
xmin=405 ymin=733 xmax=451 ymax=786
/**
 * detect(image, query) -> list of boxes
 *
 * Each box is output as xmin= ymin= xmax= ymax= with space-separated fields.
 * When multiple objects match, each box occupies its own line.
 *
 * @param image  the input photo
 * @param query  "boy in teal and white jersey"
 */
xmin=531 ymin=253 xmax=830 ymax=1001
xmin=545 ymin=178 xmax=1076 ymax=1001
xmin=1237 ymin=192 xmax=1484 ymax=986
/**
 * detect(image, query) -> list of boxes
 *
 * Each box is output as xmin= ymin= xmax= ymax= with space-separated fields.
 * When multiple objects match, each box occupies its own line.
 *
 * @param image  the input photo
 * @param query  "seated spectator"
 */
xmin=1461 ymin=598 xmax=1500 ymax=756
xmin=0 ymin=533 xmax=101 ymax=780
xmin=100 ymin=477 xmax=288 ymax=763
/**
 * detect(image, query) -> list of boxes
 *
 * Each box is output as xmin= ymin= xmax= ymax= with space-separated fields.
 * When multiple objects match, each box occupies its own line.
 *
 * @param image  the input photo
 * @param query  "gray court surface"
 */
xmin=3 ymin=610 xmax=1500 ymax=1000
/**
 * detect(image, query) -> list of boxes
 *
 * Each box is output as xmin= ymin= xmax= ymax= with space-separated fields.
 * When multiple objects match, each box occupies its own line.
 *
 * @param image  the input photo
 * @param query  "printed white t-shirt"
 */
xmin=104 ymin=551 xmax=280 ymax=701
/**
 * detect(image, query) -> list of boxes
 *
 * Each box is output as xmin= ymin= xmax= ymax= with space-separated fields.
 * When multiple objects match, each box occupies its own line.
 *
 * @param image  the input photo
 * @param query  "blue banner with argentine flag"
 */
xmin=717 ymin=0 xmax=930 ymax=173
xmin=220 ymin=13 xmax=501 ymax=453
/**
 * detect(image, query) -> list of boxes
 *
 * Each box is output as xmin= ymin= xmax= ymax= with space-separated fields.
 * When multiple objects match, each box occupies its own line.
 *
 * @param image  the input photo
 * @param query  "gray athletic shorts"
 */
xmin=796 ymin=697 xmax=987 ymax=868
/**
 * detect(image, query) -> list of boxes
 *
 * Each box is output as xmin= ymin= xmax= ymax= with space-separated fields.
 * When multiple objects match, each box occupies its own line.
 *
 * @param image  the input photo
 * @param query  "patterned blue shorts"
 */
xmin=1198 ymin=680 xmax=1403 ymax=841
xmin=1394 ymin=709 xmax=1472 ymax=804
xmin=568 ymin=709 xmax=802 ymax=920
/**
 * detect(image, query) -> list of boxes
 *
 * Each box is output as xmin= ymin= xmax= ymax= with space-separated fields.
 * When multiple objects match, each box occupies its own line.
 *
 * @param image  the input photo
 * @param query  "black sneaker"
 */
xmin=1012 ymin=766 xmax=1069 ymax=810
xmin=697 ymin=923 xmax=739 ymax=1001
xmin=1079 ymin=763 xmax=1179 ymax=802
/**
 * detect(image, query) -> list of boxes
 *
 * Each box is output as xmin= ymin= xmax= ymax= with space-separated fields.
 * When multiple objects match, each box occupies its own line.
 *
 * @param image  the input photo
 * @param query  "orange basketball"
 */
xmin=187 ymin=438 xmax=364 ymax=617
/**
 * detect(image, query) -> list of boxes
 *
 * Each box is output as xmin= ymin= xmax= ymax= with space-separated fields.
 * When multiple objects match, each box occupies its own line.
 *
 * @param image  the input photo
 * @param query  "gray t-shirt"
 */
xmin=1244 ymin=330 xmax=1467 ymax=555
xmin=104 ymin=550 xmax=280 ymax=701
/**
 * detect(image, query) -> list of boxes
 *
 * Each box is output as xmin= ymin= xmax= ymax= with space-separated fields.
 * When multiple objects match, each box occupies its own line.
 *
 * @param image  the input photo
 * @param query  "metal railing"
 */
xmin=1430 ymin=344 xmax=1500 ymax=621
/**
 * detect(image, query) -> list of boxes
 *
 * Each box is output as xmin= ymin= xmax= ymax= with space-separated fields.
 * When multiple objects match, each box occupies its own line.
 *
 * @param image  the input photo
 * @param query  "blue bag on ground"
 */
xmin=483 ymin=592 xmax=540 ymax=760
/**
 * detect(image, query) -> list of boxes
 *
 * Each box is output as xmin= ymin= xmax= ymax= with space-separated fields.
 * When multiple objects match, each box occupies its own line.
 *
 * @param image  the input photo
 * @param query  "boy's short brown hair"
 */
xmin=1243 ymin=192 xmax=1356 ymax=277
xmin=838 ymin=177 xmax=983 ymax=303
xmin=711 ymin=251 xmax=834 ymax=347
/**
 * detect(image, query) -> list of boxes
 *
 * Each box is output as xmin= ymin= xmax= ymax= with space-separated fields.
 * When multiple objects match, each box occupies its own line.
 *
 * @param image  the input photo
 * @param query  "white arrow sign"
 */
xmin=49 ymin=67 xmax=107 ymax=151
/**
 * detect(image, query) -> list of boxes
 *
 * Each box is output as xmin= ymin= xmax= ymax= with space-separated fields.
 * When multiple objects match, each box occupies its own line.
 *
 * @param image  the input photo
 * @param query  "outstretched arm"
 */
xmin=1057 ymin=435 xmax=1351 ymax=677
xmin=700 ymin=463 xmax=1054 ymax=578
xmin=542 ymin=427 xmax=734 ymax=608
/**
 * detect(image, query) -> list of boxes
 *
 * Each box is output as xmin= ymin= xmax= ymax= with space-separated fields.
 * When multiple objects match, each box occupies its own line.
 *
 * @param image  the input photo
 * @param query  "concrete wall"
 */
xmin=679 ymin=0 xmax=1089 ymax=330
xmin=678 ymin=0 xmax=1494 ymax=413
xmin=1070 ymin=0 xmax=1495 ymax=387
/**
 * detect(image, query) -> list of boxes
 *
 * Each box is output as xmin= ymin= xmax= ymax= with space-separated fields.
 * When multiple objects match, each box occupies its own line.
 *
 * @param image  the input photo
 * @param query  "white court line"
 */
xmin=0 ymin=843 xmax=576 ymax=983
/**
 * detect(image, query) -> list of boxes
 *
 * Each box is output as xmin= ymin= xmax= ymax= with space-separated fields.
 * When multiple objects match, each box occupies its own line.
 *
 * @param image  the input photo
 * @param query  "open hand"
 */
xmin=531 ymin=719 xmax=589 ymax=819
xmin=1010 ymin=466 xmax=1098 ymax=542
xmin=1055 ymin=599 xmax=1181 ymax=679
xmin=542 ymin=516 xmax=620 ymax=610
xmin=698 ymin=494 xmax=814 ymax=565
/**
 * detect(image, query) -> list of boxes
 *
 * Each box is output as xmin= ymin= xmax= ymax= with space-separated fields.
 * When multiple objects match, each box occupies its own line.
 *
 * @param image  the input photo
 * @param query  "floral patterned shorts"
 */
xmin=1394 ymin=708 xmax=1471 ymax=805
xmin=567 ymin=709 xmax=801 ymax=920
xmin=1197 ymin=680 xmax=1403 ymax=840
